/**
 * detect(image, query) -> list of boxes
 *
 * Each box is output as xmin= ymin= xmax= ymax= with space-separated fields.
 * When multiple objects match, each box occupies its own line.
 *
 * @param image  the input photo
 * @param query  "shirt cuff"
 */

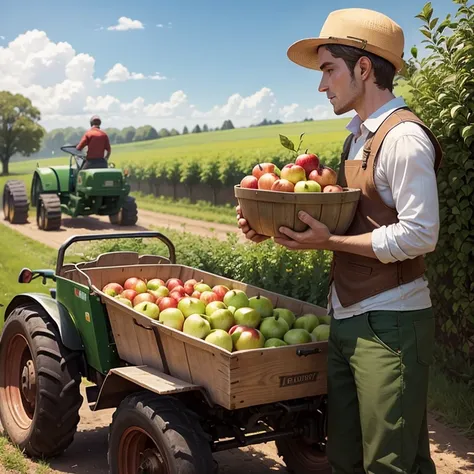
xmin=371 ymin=226 xmax=396 ymax=264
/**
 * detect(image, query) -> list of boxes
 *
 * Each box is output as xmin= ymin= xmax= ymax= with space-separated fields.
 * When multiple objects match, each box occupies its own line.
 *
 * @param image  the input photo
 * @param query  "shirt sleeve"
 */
xmin=76 ymin=133 xmax=89 ymax=151
xmin=371 ymin=126 xmax=439 ymax=264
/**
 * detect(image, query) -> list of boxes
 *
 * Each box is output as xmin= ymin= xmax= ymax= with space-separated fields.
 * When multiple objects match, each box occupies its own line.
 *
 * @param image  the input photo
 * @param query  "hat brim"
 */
xmin=287 ymin=37 xmax=405 ymax=73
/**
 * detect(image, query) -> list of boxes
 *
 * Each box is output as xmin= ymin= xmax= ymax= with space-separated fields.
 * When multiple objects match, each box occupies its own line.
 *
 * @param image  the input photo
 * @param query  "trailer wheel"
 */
xmin=0 ymin=304 xmax=83 ymax=458
xmin=109 ymin=196 xmax=138 ymax=226
xmin=36 ymin=194 xmax=61 ymax=231
xmin=108 ymin=393 xmax=216 ymax=474
xmin=277 ymin=437 xmax=331 ymax=474
xmin=2 ymin=180 xmax=29 ymax=224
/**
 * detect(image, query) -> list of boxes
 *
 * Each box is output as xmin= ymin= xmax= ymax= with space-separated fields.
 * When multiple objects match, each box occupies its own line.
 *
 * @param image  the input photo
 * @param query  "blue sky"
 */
xmin=0 ymin=0 xmax=458 ymax=131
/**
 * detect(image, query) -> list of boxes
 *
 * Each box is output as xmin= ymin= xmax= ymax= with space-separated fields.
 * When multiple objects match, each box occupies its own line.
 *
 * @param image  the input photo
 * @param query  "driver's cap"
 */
xmin=90 ymin=115 xmax=101 ymax=124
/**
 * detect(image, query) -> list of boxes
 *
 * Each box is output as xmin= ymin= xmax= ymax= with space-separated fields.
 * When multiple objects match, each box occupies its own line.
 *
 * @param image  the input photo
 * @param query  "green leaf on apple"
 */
xmin=279 ymin=134 xmax=295 ymax=152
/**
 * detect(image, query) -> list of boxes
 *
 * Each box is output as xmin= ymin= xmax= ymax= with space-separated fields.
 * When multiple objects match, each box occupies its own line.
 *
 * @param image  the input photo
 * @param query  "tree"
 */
xmin=170 ymin=128 xmax=180 ymax=136
xmin=182 ymin=126 xmax=189 ymax=134
xmin=221 ymin=119 xmax=234 ymax=130
xmin=158 ymin=128 xmax=171 ymax=138
xmin=192 ymin=124 xmax=202 ymax=133
xmin=121 ymin=126 xmax=136 ymax=143
xmin=104 ymin=127 xmax=121 ymax=145
xmin=0 ymin=91 xmax=45 ymax=175
xmin=203 ymin=124 xmax=209 ymax=132
xmin=134 ymin=125 xmax=159 ymax=141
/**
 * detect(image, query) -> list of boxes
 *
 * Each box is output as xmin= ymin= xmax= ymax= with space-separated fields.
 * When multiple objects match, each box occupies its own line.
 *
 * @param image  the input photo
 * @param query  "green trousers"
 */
xmin=327 ymin=309 xmax=437 ymax=474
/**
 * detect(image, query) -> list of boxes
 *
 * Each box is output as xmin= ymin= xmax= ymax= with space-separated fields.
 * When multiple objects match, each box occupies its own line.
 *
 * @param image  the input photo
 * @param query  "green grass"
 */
xmin=0 ymin=435 xmax=29 ymax=474
xmin=132 ymin=192 xmax=237 ymax=225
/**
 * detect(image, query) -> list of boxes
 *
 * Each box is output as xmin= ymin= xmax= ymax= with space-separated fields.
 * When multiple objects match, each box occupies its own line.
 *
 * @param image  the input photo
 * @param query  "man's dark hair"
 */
xmin=319 ymin=44 xmax=396 ymax=92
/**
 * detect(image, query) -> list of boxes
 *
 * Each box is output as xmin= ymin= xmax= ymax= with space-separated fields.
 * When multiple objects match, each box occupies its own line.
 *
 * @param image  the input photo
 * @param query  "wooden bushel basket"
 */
xmin=235 ymin=185 xmax=361 ymax=237
xmin=81 ymin=264 xmax=329 ymax=410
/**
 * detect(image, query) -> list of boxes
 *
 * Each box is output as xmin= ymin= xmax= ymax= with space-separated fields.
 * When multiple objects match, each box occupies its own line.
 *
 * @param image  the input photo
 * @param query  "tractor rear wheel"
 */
xmin=108 ymin=393 xmax=216 ymax=474
xmin=2 ymin=180 xmax=29 ymax=224
xmin=109 ymin=196 xmax=138 ymax=226
xmin=0 ymin=304 xmax=83 ymax=458
xmin=36 ymin=194 xmax=61 ymax=231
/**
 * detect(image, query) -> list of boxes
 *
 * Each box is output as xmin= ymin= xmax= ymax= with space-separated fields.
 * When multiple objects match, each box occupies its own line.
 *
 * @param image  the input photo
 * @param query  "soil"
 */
xmin=0 ymin=385 xmax=473 ymax=473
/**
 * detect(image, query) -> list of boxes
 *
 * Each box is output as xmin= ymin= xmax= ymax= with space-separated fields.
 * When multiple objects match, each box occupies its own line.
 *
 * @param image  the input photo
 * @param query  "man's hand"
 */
xmin=274 ymin=211 xmax=332 ymax=250
xmin=236 ymin=205 xmax=270 ymax=243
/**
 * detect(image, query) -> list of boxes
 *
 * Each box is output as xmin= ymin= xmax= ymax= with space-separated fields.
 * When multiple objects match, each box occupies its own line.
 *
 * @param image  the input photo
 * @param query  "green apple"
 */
xmin=159 ymin=308 xmax=185 ymax=330
xmin=264 ymin=338 xmax=288 ymax=348
xmin=223 ymin=290 xmax=249 ymax=309
xmin=273 ymin=308 xmax=296 ymax=329
xmin=284 ymin=328 xmax=312 ymax=345
xmin=178 ymin=297 xmax=206 ymax=318
xmin=147 ymin=278 xmax=165 ymax=291
xmin=312 ymin=324 xmax=330 ymax=341
xmin=294 ymin=314 xmax=320 ymax=333
xmin=205 ymin=301 xmax=227 ymax=316
xmin=205 ymin=329 xmax=233 ymax=352
xmin=294 ymin=180 xmax=321 ymax=192
xmin=233 ymin=307 xmax=261 ymax=328
xmin=204 ymin=308 xmax=235 ymax=331
xmin=148 ymin=286 xmax=169 ymax=299
xmin=229 ymin=325 xmax=265 ymax=351
xmin=115 ymin=296 xmax=133 ymax=307
xmin=134 ymin=302 xmax=160 ymax=320
xmin=194 ymin=283 xmax=212 ymax=293
xmin=249 ymin=295 xmax=273 ymax=318
xmin=259 ymin=315 xmax=289 ymax=340
xmin=183 ymin=314 xmax=211 ymax=339
xmin=318 ymin=314 xmax=332 ymax=325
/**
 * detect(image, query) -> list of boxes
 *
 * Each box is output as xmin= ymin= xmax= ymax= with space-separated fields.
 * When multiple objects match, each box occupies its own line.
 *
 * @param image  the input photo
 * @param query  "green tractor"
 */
xmin=2 ymin=145 xmax=138 ymax=230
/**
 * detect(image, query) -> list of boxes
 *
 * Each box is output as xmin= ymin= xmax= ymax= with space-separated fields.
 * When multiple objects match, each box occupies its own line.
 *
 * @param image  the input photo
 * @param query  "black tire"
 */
xmin=276 ymin=437 xmax=331 ymax=474
xmin=0 ymin=304 xmax=83 ymax=458
xmin=2 ymin=180 xmax=29 ymax=224
xmin=109 ymin=196 xmax=138 ymax=226
xmin=108 ymin=392 xmax=216 ymax=474
xmin=36 ymin=194 xmax=61 ymax=231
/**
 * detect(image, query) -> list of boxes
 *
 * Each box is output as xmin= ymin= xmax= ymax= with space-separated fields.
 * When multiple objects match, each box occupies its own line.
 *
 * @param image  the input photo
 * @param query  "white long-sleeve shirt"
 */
xmin=330 ymin=96 xmax=439 ymax=320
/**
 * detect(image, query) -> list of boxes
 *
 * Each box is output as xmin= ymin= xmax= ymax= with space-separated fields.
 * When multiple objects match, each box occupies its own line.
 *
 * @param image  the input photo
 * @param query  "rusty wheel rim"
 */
xmin=118 ymin=426 xmax=168 ymax=474
xmin=4 ymin=334 xmax=36 ymax=430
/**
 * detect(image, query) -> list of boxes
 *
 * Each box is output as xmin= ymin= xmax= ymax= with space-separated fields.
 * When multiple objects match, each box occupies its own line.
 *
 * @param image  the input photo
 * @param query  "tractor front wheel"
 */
xmin=109 ymin=196 xmax=138 ymax=226
xmin=0 ymin=304 xmax=83 ymax=458
xmin=108 ymin=393 xmax=216 ymax=474
xmin=36 ymin=194 xmax=61 ymax=231
xmin=2 ymin=180 xmax=29 ymax=224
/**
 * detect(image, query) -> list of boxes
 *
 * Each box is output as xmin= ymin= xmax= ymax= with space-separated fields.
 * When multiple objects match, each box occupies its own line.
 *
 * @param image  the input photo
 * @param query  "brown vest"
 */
xmin=330 ymin=107 xmax=443 ymax=308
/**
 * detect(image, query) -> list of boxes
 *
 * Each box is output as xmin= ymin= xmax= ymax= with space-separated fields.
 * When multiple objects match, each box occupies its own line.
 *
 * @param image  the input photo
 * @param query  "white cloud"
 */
xmin=157 ymin=24 xmax=163 ymax=28
xmin=0 ymin=36 xmax=5 ymax=40
xmin=107 ymin=17 xmax=144 ymax=31
xmin=101 ymin=63 xmax=166 ymax=84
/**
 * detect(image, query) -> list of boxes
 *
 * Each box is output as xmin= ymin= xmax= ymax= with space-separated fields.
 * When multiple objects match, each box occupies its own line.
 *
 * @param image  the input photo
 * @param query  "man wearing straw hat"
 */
xmin=237 ymin=7 xmax=443 ymax=474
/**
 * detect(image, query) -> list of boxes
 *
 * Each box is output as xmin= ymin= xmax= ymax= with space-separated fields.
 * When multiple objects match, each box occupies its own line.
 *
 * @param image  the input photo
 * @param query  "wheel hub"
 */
xmin=139 ymin=448 xmax=165 ymax=474
xmin=21 ymin=360 xmax=36 ymax=407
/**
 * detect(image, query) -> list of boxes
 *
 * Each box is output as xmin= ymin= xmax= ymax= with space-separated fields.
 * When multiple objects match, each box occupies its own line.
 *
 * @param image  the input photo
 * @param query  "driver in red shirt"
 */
xmin=76 ymin=115 xmax=111 ymax=169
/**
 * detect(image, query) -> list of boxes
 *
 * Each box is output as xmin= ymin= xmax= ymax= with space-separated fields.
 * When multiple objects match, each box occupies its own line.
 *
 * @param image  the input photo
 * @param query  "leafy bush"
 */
xmin=406 ymin=0 xmax=474 ymax=378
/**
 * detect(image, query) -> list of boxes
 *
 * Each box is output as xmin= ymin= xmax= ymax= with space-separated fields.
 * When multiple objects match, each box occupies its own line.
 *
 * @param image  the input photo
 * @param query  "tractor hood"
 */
xmin=76 ymin=169 xmax=124 ymax=193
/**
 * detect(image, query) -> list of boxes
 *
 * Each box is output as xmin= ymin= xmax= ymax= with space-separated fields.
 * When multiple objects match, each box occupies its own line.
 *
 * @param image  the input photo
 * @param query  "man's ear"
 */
xmin=358 ymin=56 xmax=373 ymax=81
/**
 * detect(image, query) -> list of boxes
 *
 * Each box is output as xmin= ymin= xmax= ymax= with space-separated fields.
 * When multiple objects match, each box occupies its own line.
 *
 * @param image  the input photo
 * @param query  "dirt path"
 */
xmin=1 ymin=384 xmax=472 ymax=474
xmin=0 ymin=208 xmax=244 ymax=250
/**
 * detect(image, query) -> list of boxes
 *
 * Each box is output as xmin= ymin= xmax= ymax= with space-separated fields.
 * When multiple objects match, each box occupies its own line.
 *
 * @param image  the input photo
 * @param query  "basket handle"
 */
xmin=296 ymin=347 xmax=321 ymax=357
xmin=56 ymin=231 xmax=176 ymax=274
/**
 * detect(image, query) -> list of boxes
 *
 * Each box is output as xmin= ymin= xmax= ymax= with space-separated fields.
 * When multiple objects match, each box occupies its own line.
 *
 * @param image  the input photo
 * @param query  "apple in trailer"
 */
xmin=273 ymin=308 xmax=296 ymax=328
xmin=184 ymin=279 xmax=198 ymax=295
xmin=223 ymin=290 xmax=249 ymax=309
xmin=259 ymin=315 xmax=289 ymax=340
xmin=248 ymin=295 xmax=274 ymax=318
xmin=133 ymin=293 xmax=156 ymax=307
xmin=312 ymin=324 xmax=330 ymax=341
xmin=294 ymin=314 xmax=320 ymax=333
xmin=102 ymin=283 xmax=124 ymax=297
xmin=284 ymin=328 xmax=312 ymax=345
xmin=158 ymin=297 xmax=178 ymax=311
xmin=148 ymin=286 xmax=169 ymax=299
xmin=318 ymin=315 xmax=332 ymax=325
xmin=147 ymin=279 xmax=165 ymax=291
xmin=229 ymin=325 xmax=265 ymax=351
xmin=183 ymin=315 xmax=211 ymax=339
xmin=134 ymin=302 xmax=160 ymax=320
xmin=281 ymin=164 xmax=306 ymax=184
xmin=178 ymin=297 xmax=206 ymax=318
xmin=308 ymin=165 xmax=337 ymax=188
xmin=258 ymin=172 xmax=279 ymax=190
xmin=323 ymin=184 xmax=343 ymax=193
xmin=252 ymin=162 xmax=280 ymax=180
xmin=212 ymin=285 xmax=230 ymax=301
xmin=264 ymin=338 xmax=288 ymax=348
xmin=166 ymin=278 xmax=184 ymax=291
xmin=205 ymin=301 xmax=227 ymax=316
xmin=295 ymin=153 xmax=320 ymax=177
xmin=271 ymin=179 xmax=295 ymax=192
xmin=194 ymin=282 xmax=212 ymax=293
xmin=204 ymin=308 xmax=235 ymax=331
xmin=294 ymin=180 xmax=321 ymax=193
xmin=205 ymin=329 xmax=233 ymax=352
xmin=233 ymin=307 xmax=261 ymax=328
xmin=114 ymin=296 xmax=133 ymax=307
xmin=191 ymin=290 xmax=202 ymax=299
xmin=159 ymin=308 xmax=185 ymax=330
xmin=124 ymin=277 xmax=147 ymax=294
xmin=240 ymin=175 xmax=258 ymax=189
xmin=200 ymin=291 xmax=219 ymax=305
xmin=121 ymin=289 xmax=138 ymax=302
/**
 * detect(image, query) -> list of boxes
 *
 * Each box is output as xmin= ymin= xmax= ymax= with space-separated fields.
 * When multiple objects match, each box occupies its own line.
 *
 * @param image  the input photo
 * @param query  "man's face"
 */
xmin=317 ymin=46 xmax=362 ymax=115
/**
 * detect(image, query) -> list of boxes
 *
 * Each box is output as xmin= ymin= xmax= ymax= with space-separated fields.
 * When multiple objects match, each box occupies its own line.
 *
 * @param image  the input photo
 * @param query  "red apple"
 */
xmin=258 ymin=172 xmax=279 ymax=190
xmin=191 ymin=290 xmax=202 ymax=299
xmin=295 ymin=153 xmax=320 ymax=178
xmin=271 ymin=179 xmax=295 ymax=192
xmin=170 ymin=291 xmax=186 ymax=302
xmin=133 ymin=292 xmax=155 ymax=307
xmin=184 ymin=279 xmax=198 ymax=295
xmin=158 ymin=297 xmax=178 ymax=311
xmin=281 ymin=164 xmax=307 ymax=184
xmin=323 ymin=184 xmax=343 ymax=193
xmin=124 ymin=277 xmax=147 ymax=294
xmin=121 ymin=289 xmax=138 ymax=302
xmin=240 ymin=175 xmax=258 ymax=189
xmin=102 ymin=283 xmax=124 ymax=297
xmin=252 ymin=163 xmax=279 ymax=180
xmin=166 ymin=278 xmax=184 ymax=291
xmin=229 ymin=325 xmax=265 ymax=351
xmin=170 ymin=285 xmax=186 ymax=296
xmin=308 ymin=165 xmax=337 ymax=188
xmin=200 ymin=291 xmax=219 ymax=305
xmin=212 ymin=285 xmax=230 ymax=301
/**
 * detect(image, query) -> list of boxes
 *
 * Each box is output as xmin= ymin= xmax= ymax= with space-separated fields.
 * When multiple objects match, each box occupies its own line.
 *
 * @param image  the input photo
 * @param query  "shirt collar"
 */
xmin=346 ymin=96 xmax=407 ymax=137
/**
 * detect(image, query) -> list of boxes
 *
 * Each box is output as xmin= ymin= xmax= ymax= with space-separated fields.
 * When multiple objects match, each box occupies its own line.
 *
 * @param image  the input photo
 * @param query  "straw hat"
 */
xmin=287 ymin=8 xmax=405 ymax=72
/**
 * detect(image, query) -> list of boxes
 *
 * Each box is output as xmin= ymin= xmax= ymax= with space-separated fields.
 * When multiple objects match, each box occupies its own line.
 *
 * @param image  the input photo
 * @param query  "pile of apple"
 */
xmin=240 ymin=153 xmax=343 ymax=193
xmin=102 ymin=277 xmax=330 ymax=352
